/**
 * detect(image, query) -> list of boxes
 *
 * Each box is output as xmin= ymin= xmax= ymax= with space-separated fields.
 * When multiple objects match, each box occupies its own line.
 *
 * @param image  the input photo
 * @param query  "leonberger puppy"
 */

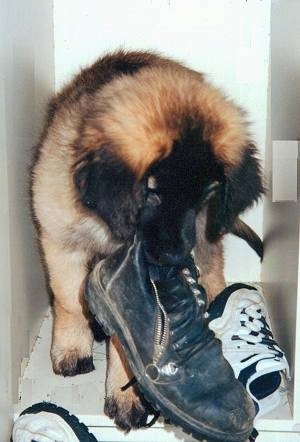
xmin=31 ymin=50 xmax=263 ymax=430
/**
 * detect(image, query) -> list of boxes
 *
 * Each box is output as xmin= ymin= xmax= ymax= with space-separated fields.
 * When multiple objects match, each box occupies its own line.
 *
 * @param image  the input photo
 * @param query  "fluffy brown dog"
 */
xmin=31 ymin=50 xmax=263 ymax=430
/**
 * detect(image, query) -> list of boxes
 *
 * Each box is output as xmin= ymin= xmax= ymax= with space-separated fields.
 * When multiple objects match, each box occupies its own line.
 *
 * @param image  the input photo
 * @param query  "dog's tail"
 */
xmin=231 ymin=218 xmax=264 ymax=261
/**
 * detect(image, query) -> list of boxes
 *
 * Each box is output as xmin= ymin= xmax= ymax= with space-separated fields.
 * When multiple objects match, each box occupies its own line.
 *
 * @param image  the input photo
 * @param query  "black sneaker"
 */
xmin=86 ymin=238 xmax=255 ymax=442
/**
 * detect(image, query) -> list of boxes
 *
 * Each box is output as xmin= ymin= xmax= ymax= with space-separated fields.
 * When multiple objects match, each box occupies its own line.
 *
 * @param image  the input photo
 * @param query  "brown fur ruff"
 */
xmin=81 ymin=65 xmax=249 ymax=178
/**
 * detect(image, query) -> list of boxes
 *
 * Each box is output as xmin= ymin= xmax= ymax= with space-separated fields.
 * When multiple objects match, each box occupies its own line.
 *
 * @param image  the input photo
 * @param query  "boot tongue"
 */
xmin=148 ymin=263 xmax=183 ymax=281
xmin=148 ymin=255 xmax=198 ymax=281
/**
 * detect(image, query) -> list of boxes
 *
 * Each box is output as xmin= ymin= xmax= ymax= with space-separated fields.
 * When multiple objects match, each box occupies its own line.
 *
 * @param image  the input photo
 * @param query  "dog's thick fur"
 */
xmin=31 ymin=50 xmax=263 ymax=430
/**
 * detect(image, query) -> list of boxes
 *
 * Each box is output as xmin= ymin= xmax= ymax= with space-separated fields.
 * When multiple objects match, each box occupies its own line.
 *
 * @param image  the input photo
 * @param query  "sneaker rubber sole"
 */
xmin=12 ymin=402 xmax=98 ymax=442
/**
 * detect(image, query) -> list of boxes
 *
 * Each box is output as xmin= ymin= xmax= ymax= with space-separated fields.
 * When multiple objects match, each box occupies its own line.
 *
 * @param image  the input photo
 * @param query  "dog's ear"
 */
xmin=206 ymin=144 xmax=264 ymax=242
xmin=74 ymin=149 xmax=139 ymax=241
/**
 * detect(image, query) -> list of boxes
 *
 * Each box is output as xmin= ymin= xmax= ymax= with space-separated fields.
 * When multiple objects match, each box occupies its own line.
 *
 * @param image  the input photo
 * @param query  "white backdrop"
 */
xmin=53 ymin=0 xmax=271 ymax=282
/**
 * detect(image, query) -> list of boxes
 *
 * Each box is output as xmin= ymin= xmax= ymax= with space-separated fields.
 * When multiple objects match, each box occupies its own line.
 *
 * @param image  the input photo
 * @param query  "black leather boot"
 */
xmin=86 ymin=239 xmax=255 ymax=441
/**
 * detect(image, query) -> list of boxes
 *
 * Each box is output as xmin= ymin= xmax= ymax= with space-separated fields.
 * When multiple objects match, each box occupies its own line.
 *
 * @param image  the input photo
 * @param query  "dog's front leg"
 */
xmin=105 ymin=335 xmax=150 ymax=431
xmin=42 ymin=234 xmax=94 ymax=376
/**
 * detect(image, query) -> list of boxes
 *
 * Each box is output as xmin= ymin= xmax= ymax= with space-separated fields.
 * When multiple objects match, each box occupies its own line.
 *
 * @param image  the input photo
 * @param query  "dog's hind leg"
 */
xmin=41 ymin=234 xmax=95 ymax=376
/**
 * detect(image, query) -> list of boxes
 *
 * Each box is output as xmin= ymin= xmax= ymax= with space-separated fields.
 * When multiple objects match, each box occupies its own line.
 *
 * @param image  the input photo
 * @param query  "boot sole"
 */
xmin=87 ymin=278 xmax=253 ymax=442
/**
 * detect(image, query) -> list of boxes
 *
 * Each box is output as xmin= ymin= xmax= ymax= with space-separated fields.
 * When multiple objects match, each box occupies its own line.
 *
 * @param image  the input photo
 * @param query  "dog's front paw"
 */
xmin=51 ymin=347 xmax=95 ymax=377
xmin=104 ymin=389 xmax=152 ymax=432
xmin=51 ymin=320 xmax=95 ymax=376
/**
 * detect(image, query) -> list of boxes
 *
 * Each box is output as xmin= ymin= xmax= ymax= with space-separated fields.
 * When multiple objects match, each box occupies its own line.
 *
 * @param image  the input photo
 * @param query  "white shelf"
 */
xmin=14 ymin=310 xmax=299 ymax=441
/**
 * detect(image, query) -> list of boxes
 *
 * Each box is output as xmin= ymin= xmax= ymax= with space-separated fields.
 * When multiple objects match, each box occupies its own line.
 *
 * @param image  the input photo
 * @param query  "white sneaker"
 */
xmin=208 ymin=284 xmax=290 ymax=418
xmin=12 ymin=402 xmax=98 ymax=442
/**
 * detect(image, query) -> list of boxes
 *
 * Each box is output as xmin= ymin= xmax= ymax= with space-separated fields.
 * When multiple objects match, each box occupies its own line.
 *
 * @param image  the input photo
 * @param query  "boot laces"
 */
xmin=150 ymin=262 xmax=214 ymax=365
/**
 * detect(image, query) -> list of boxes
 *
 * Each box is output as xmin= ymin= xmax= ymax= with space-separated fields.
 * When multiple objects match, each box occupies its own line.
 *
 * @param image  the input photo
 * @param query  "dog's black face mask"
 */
xmin=138 ymin=135 xmax=224 ymax=266
xmin=139 ymin=191 xmax=198 ymax=266
xmin=75 ymin=132 xmax=262 ymax=261
xmin=74 ymin=149 xmax=140 ymax=242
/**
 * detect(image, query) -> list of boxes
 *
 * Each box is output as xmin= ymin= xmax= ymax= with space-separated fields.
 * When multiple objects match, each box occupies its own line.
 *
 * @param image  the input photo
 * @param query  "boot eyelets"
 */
xmin=192 ymin=288 xmax=201 ymax=295
xmin=186 ymin=276 xmax=196 ymax=284
xmin=197 ymin=299 xmax=205 ymax=306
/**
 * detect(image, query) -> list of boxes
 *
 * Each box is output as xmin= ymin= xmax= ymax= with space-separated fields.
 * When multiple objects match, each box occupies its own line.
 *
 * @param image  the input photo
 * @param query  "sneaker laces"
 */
xmin=211 ymin=289 xmax=291 ymax=381
xmin=231 ymin=299 xmax=286 ymax=361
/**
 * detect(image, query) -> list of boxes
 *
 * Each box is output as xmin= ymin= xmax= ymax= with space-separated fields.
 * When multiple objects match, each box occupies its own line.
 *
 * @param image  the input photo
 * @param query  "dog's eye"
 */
xmin=146 ymin=191 xmax=161 ymax=207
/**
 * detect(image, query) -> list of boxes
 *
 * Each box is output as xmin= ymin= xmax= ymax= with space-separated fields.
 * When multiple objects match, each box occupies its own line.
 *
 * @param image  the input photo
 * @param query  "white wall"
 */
xmin=0 ymin=0 xmax=54 ymax=437
xmin=262 ymin=0 xmax=300 ymax=418
xmin=53 ymin=0 xmax=271 ymax=282
xmin=0 ymin=3 xmax=13 ymax=436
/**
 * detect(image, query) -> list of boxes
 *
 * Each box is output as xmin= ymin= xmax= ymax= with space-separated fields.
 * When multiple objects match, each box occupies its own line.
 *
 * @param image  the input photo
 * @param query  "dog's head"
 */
xmin=138 ymin=132 xmax=263 ymax=266
xmin=138 ymin=126 xmax=224 ymax=265
xmin=74 ymin=64 xmax=263 ymax=264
